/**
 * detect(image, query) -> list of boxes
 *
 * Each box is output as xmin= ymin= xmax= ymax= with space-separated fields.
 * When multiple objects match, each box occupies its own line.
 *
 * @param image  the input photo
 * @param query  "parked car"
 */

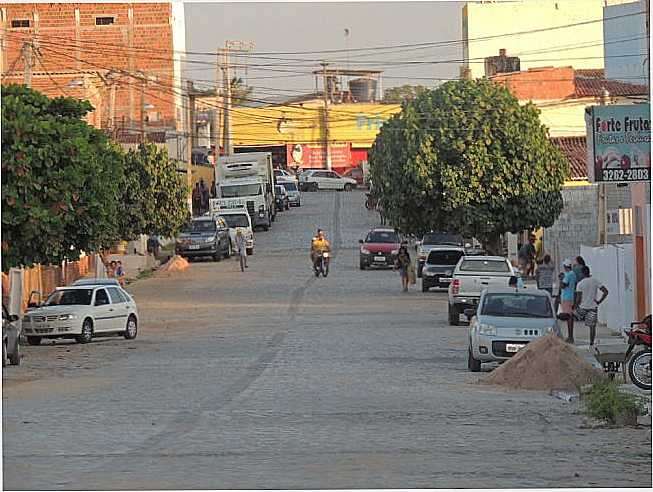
xmin=23 ymin=284 xmax=139 ymax=345
xmin=2 ymin=304 xmax=21 ymax=366
xmin=421 ymin=247 xmax=466 ymax=292
xmin=448 ymin=256 xmax=516 ymax=325
xmin=343 ymin=167 xmax=365 ymax=186
xmin=175 ymin=216 xmax=231 ymax=261
xmin=219 ymin=208 xmax=255 ymax=256
xmin=275 ymin=185 xmax=290 ymax=211
xmin=416 ymin=231 xmax=464 ymax=277
xmin=274 ymin=168 xmax=297 ymax=183
xmin=359 ymin=228 xmax=401 ymax=270
xmin=277 ymin=177 xmax=301 ymax=207
xmin=299 ymin=170 xmax=357 ymax=191
xmin=467 ymin=288 xmax=556 ymax=371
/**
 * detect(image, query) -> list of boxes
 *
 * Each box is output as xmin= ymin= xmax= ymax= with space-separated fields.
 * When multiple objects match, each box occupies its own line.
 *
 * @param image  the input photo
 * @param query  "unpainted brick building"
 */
xmin=0 ymin=2 xmax=185 ymax=131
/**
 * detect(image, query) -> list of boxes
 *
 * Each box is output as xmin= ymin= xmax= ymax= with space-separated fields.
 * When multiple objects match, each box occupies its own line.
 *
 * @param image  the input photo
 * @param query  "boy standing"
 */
xmin=536 ymin=254 xmax=555 ymax=295
xmin=575 ymin=266 xmax=609 ymax=346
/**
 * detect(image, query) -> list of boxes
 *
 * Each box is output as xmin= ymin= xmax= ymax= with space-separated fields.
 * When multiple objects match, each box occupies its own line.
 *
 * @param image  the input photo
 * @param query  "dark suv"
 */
xmin=421 ymin=247 xmax=466 ymax=292
xmin=175 ymin=216 xmax=231 ymax=261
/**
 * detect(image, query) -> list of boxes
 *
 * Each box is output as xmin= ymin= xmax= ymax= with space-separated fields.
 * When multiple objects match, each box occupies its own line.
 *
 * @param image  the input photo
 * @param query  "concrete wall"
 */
xmin=462 ymin=0 xmax=614 ymax=80
xmin=604 ymin=0 xmax=649 ymax=85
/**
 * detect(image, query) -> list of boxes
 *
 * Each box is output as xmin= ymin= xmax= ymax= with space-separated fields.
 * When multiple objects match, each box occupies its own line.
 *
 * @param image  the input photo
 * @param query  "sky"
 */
xmin=185 ymin=1 xmax=464 ymax=101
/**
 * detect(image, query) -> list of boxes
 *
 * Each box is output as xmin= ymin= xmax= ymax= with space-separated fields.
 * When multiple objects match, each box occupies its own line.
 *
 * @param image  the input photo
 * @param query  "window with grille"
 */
xmin=10 ymin=19 xmax=30 ymax=28
xmin=95 ymin=16 xmax=115 ymax=25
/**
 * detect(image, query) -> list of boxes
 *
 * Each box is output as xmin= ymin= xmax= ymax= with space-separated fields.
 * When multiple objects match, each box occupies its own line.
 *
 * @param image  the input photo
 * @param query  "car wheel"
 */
xmin=468 ymin=345 xmax=481 ymax=372
xmin=359 ymin=259 xmax=366 ymax=270
xmin=27 ymin=336 xmax=42 ymax=346
xmin=285 ymin=203 xmax=289 ymax=210
xmin=262 ymin=224 xmax=269 ymax=231
xmin=124 ymin=315 xmax=138 ymax=340
xmin=246 ymin=247 xmax=254 ymax=256
xmin=224 ymin=241 xmax=232 ymax=259
xmin=422 ymin=282 xmax=429 ymax=293
xmin=76 ymin=319 xmax=94 ymax=344
xmin=9 ymin=339 xmax=20 ymax=365
xmin=448 ymin=304 xmax=460 ymax=326
xmin=311 ymin=183 xmax=319 ymax=192
xmin=344 ymin=183 xmax=352 ymax=192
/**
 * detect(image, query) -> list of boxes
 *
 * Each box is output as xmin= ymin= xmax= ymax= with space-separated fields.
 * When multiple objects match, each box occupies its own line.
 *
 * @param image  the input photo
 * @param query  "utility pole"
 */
xmin=21 ymin=41 xmax=32 ymax=87
xmin=597 ymin=88 xmax=610 ymax=246
xmin=221 ymin=47 xmax=233 ymax=156
xmin=214 ymin=46 xmax=222 ymax=165
xmin=109 ymin=82 xmax=117 ymax=136
xmin=139 ymin=76 xmax=146 ymax=144
xmin=321 ymin=62 xmax=332 ymax=170
xmin=186 ymin=80 xmax=195 ymax=214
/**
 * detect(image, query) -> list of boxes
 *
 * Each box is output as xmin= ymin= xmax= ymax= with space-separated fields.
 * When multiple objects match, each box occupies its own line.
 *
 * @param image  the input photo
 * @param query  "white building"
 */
xmin=462 ymin=0 xmax=635 ymax=80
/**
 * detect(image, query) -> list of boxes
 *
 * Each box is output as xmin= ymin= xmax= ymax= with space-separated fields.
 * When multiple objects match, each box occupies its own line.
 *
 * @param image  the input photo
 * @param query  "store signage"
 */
xmin=286 ymin=143 xmax=352 ymax=168
xmin=586 ymin=104 xmax=651 ymax=183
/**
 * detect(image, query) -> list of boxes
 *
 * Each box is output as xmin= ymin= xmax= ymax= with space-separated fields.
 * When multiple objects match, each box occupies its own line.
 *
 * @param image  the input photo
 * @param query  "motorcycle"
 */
xmin=313 ymin=251 xmax=330 ymax=277
xmin=625 ymin=315 xmax=651 ymax=390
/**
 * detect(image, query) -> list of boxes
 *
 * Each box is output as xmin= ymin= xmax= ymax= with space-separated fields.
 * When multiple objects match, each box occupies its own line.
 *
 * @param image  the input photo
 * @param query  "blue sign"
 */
xmin=586 ymin=104 xmax=651 ymax=183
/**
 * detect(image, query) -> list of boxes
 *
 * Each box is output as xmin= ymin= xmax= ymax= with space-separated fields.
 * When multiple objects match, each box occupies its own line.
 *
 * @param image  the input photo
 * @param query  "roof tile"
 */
xmin=550 ymin=136 xmax=587 ymax=180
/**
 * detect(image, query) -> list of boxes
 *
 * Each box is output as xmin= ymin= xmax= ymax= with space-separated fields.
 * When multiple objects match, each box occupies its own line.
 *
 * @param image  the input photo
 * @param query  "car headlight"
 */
xmin=477 ymin=323 xmax=496 ymax=336
xmin=423 ymin=270 xmax=436 ymax=276
xmin=391 ymin=249 xmax=399 ymax=255
xmin=545 ymin=325 xmax=555 ymax=333
xmin=361 ymin=248 xmax=371 ymax=254
xmin=58 ymin=314 xmax=77 ymax=321
xmin=205 ymin=236 xmax=216 ymax=243
xmin=23 ymin=315 xmax=31 ymax=322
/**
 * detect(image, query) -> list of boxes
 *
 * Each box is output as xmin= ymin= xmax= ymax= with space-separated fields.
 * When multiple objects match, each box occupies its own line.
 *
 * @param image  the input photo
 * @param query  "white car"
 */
xmin=219 ymin=209 xmax=255 ymax=256
xmin=274 ymin=168 xmax=298 ymax=184
xmin=23 ymin=284 xmax=139 ymax=345
xmin=299 ymin=170 xmax=357 ymax=192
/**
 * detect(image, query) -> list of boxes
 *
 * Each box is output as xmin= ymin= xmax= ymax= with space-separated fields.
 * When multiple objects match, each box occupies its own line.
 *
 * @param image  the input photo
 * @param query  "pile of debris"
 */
xmin=157 ymin=255 xmax=189 ymax=274
xmin=482 ymin=333 xmax=604 ymax=391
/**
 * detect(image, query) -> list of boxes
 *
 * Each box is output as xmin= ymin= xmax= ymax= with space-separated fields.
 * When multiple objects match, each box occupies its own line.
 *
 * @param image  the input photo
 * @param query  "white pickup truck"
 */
xmin=447 ymin=256 xmax=516 ymax=325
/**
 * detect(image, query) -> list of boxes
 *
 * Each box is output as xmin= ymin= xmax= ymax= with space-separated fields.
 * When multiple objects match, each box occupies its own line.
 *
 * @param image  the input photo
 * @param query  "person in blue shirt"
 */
xmin=558 ymin=259 xmax=577 ymax=344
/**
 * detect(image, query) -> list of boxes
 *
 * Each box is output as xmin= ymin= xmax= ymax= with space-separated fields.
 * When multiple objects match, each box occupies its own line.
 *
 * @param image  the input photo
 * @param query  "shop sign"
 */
xmin=286 ymin=143 xmax=352 ymax=168
xmin=586 ymin=103 xmax=651 ymax=183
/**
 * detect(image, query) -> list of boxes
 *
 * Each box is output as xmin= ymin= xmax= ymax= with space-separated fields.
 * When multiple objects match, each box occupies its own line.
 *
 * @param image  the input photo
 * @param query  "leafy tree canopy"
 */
xmin=2 ymin=84 xmax=123 ymax=271
xmin=369 ymin=79 xmax=569 ymax=251
xmin=383 ymin=85 xmax=429 ymax=104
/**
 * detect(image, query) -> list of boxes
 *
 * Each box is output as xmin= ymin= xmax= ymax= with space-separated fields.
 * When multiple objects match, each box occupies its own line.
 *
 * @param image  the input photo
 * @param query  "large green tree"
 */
xmin=118 ymin=143 xmax=189 ymax=240
xmin=383 ymin=84 xmax=429 ymax=104
xmin=369 ymin=79 xmax=568 ymax=252
xmin=1 ymin=85 xmax=123 ymax=271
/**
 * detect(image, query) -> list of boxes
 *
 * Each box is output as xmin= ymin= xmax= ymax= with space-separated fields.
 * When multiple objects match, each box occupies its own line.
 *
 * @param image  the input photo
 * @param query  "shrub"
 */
xmin=581 ymin=379 xmax=647 ymax=425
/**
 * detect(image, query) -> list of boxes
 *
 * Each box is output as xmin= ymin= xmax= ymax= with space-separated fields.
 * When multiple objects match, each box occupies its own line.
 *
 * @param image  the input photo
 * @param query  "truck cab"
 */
xmin=214 ymin=203 xmax=255 ymax=256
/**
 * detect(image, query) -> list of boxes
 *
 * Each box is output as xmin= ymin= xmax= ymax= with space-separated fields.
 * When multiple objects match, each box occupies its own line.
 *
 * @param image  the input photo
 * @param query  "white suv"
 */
xmin=299 ymin=170 xmax=357 ymax=191
xmin=23 ymin=285 xmax=139 ymax=345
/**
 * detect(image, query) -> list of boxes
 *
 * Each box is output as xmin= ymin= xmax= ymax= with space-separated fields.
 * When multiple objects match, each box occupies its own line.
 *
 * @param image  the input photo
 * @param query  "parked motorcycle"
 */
xmin=313 ymin=251 xmax=330 ymax=278
xmin=625 ymin=315 xmax=651 ymax=390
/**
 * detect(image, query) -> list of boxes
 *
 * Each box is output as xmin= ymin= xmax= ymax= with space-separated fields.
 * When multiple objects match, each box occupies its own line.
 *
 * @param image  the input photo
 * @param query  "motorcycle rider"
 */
xmin=310 ymin=229 xmax=331 ymax=269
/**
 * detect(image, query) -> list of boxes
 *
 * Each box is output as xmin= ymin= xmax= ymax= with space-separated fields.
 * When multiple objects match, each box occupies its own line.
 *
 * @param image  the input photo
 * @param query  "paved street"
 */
xmin=3 ymin=190 xmax=651 ymax=490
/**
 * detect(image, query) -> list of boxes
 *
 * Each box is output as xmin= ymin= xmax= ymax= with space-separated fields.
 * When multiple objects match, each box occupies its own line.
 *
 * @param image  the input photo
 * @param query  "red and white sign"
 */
xmin=287 ymin=143 xmax=352 ymax=169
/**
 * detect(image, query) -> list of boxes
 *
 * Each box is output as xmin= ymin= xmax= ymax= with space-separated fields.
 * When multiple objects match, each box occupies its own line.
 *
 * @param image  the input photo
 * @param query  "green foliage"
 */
xmin=383 ymin=84 xmax=429 ymax=104
xmin=118 ymin=143 xmax=189 ymax=240
xmin=1 ymin=84 xmax=123 ymax=271
xmin=581 ymin=379 xmax=647 ymax=425
xmin=231 ymin=77 xmax=253 ymax=106
xmin=369 ymin=79 xmax=569 ymax=249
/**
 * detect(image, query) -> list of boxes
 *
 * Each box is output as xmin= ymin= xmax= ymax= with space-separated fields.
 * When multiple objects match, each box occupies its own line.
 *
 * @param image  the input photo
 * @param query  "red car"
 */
xmin=359 ymin=227 xmax=401 ymax=270
xmin=343 ymin=167 xmax=365 ymax=186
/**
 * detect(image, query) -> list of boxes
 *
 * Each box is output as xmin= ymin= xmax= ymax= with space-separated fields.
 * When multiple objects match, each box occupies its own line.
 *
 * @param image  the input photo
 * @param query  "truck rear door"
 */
xmin=455 ymin=259 xmax=513 ymax=297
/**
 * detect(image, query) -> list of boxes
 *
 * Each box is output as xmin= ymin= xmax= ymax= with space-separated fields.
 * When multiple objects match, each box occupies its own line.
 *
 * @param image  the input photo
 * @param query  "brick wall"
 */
xmin=0 ymin=3 xmax=177 ymax=130
xmin=491 ymin=66 xmax=576 ymax=101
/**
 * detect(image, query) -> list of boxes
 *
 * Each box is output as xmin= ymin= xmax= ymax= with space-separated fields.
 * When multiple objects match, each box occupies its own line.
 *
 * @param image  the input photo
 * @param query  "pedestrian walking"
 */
xmin=107 ymin=260 xmax=117 ymax=278
xmin=115 ymin=261 xmax=126 ymax=287
xmin=536 ymin=254 xmax=555 ymax=295
xmin=200 ymin=179 xmax=210 ymax=215
xmin=192 ymin=183 xmax=201 ymax=216
xmin=376 ymin=198 xmax=386 ymax=226
xmin=559 ymin=259 xmax=578 ymax=344
xmin=394 ymin=241 xmax=411 ymax=292
xmin=574 ymin=265 xmax=609 ymax=346
xmin=235 ymin=229 xmax=248 ymax=272
xmin=518 ymin=234 xmax=536 ymax=278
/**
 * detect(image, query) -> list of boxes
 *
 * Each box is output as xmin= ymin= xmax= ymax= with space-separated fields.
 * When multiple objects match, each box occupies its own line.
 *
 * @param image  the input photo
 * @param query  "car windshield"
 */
xmin=282 ymin=182 xmax=298 ymax=192
xmin=422 ymin=233 xmax=463 ymax=245
xmin=275 ymin=186 xmax=284 ymax=194
xmin=45 ymin=289 xmax=93 ymax=306
xmin=220 ymin=184 xmax=262 ymax=198
xmin=427 ymin=250 xmax=464 ymax=265
xmin=366 ymin=231 xmax=400 ymax=243
xmin=481 ymin=293 xmax=553 ymax=318
xmin=460 ymin=259 xmax=510 ymax=273
xmin=181 ymin=220 xmax=216 ymax=234
xmin=221 ymin=214 xmax=249 ymax=228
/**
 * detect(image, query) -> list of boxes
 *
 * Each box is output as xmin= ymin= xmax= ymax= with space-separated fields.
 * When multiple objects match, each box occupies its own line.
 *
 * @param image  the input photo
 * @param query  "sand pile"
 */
xmin=157 ymin=255 xmax=189 ymax=273
xmin=482 ymin=333 xmax=604 ymax=391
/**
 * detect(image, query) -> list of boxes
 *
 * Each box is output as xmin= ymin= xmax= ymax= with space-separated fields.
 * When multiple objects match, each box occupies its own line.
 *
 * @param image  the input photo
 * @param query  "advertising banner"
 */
xmin=586 ymin=103 xmax=651 ymax=183
xmin=286 ymin=143 xmax=352 ymax=169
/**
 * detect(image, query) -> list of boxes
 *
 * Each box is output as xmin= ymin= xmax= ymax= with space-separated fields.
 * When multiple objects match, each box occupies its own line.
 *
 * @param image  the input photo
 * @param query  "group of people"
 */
xmin=192 ymin=179 xmax=213 ymax=216
xmin=106 ymin=260 xmax=126 ymax=287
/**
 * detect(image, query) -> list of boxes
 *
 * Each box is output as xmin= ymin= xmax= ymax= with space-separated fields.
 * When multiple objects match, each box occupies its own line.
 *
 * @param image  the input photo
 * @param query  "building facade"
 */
xmin=0 ymin=1 xmax=185 ymax=131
